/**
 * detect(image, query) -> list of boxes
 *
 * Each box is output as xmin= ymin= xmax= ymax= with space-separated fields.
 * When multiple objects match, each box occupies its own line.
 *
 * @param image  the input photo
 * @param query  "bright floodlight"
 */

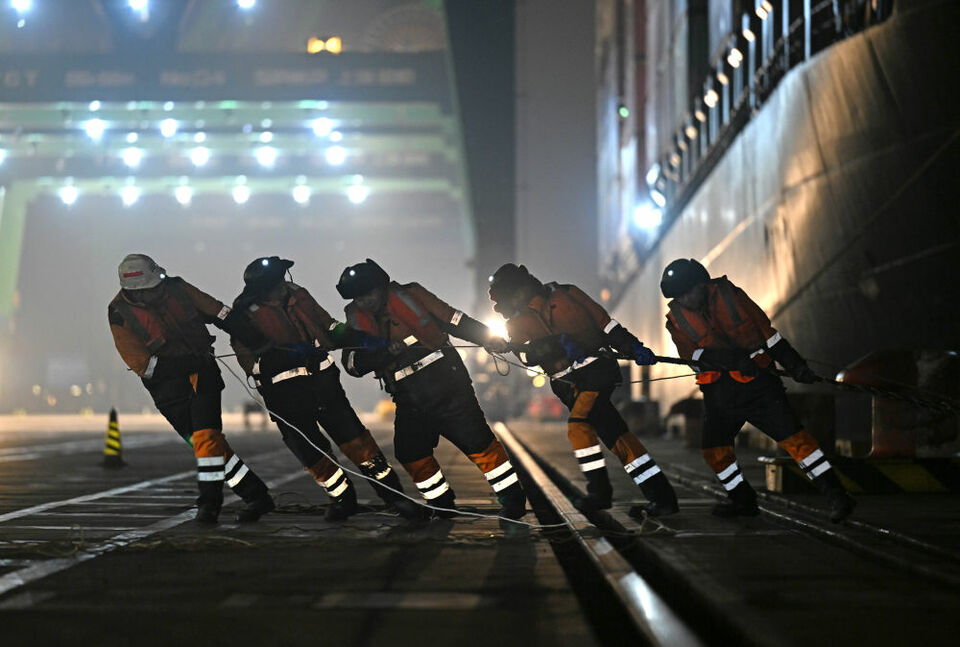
xmin=238 ymin=0 xmax=255 ymax=8
xmin=329 ymin=131 xmax=343 ymax=143
xmin=11 ymin=0 xmax=32 ymax=13
xmin=128 ymin=0 xmax=148 ymax=11
xmin=325 ymin=145 xmax=347 ymax=166
xmin=650 ymin=189 xmax=666 ymax=208
xmin=312 ymin=117 xmax=333 ymax=137
xmin=292 ymin=185 xmax=311 ymax=205
xmin=645 ymin=163 xmax=660 ymax=186
xmin=159 ymin=118 xmax=178 ymax=138
xmin=121 ymin=147 xmax=143 ymax=168
xmin=255 ymin=146 xmax=278 ymax=167
xmin=174 ymin=185 xmax=193 ymax=206
xmin=483 ymin=316 xmax=508 ymax=341
xmin=59 ymin=185 xmax=79 ymax=206
xmin=0 ymin=149 xmax=6 ymax=165
xmin=194 ymin=131 xmax=207 ymax=143
xmin=346 ymin=184 xmax=369 ymax=204
xmin=88 ymin=100 xmax=101 ymax=112
xmin=232 ymin=185 xmax=251 ymax=204
xmin=189 ymin=147 xmax=211 ymax=167
xmin=120 ymin=185 xmax=141 ymax=207
xmin=259 ymin=131 xmax=273 ymax=143
xmin=126 ymin=132 xmax=138 ymax=143
xmin=632 ymin=203 xmax=663 ymax=230
xmin=84 ymin=119 xmax=106 ymax=140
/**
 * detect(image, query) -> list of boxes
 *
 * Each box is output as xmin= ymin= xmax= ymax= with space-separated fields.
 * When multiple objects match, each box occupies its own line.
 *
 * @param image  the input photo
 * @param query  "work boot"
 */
xmin=574 ymin=469 xmax=613 ymax=513
xmin=235 ymin=494 xmax=275 ymax=523
xmin=631 ymin=471 xmax=679 ymax=518
xmin=712 ymin=481 xmax=759 ymax=517
xmin=325 ymin=483 xmax=359 ymax=522
xmin=195 ymin=503 xmax=220 ymax=525
xmin=391 ymin=498 xmax=430 ymax=521
xmin=497 ymin=484 xmax=528 ymax=520
xmin=827 ymin=490 xmax=856 ymax=523
xmin=628 ymin=499 xmax=679 ymax=519
xmin=428 ymin=488 xmax=458 ymax=519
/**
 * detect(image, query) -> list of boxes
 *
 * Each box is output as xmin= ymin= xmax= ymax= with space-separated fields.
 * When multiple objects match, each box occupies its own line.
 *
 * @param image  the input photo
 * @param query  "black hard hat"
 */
xmin=237 ymin=256 xmax=294 ymax=303
xmin=337 ymin=258 xmax=390 ymax=299
xmin=660 ymin=258 xmax=710 ymax=298
xmin=489 ymin=263 xmax=538 ymax=315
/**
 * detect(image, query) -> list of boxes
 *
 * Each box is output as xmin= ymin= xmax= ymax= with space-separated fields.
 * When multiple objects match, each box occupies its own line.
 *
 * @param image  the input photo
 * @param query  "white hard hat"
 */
xmin=118 ymin=253 xmax=166 ymax=290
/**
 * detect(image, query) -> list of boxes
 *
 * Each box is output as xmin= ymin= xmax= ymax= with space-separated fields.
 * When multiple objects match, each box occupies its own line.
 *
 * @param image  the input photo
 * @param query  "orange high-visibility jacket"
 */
xmin=346 ymin=282 xmax=454 ymax=353
xmin=506 ymin=283 xmax=612 ymax=375
xmin=665 ymin=276 xmax=781 ymax=384
xmin=232 ymin=282 xmax=337 ymax=375
xmin=108 ymin=278 xmax=223 ymax=377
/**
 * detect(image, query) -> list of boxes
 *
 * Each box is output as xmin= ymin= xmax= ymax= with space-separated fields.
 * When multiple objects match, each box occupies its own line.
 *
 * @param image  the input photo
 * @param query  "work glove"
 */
xmin=630 ymin=341 xmax=657 ymax=366
xmin=483 ymin=337 xmax=510 ymax=354
xmin=787 ymin=362 xmax=820 ymax=384
xmin=766 ymin=338 xmax=820 ymax=383
xmin=558 ymin=334 xmax=587 ymax=363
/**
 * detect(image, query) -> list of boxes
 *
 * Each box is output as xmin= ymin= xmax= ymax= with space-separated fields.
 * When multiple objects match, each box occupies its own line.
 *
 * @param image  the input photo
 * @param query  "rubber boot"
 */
xmin=427 ymin=488 xmax=458 ymax=519
xmin=325 ymin=481 xmax=359 ymax=522
xmin=574 ymin=468 xmax=613 ymax=513
xmin=496 ymin=483 xmax=528 ymax=520
xmin=629 ymin=471 xmax=679 ymax=519
xmin=813 ymin=469 xmax=856 ymax=523
xmin=713 ymin=480 xmax=759 ymax=517
xmin=235 ymin=494 xmax=276 ymax=523
xmin=228 ymin=458 xmax=273 ymax=522
xmin=360 ymin=454 xmax=428 ymax=520
xmin=195 ymin=480 xmax=223 ymax=524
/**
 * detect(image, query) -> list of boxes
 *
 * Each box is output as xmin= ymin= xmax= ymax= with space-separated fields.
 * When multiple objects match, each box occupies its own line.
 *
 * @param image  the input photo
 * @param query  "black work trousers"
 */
xmin=259 ymin=365 xmax=367 ymax=469
xmin=701 ymin=372 xmax=801 ymax=449
xmin=391 ymin=352 xmax=495 ymax=463
xmin=148 ymin=362 xmax=225 ymax=441
xmin=550 ymin=357 xmax=629 ymax=448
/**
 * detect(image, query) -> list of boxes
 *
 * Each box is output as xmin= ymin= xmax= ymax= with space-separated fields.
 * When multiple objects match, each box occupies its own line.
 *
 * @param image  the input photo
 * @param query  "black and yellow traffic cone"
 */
xmin=102 ymin=408 xmax=125 ymax=468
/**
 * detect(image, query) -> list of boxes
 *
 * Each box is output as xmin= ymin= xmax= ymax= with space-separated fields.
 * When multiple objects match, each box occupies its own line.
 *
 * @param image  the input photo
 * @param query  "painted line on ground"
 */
xmin=0 ymin=436 xmax=177 ymax=463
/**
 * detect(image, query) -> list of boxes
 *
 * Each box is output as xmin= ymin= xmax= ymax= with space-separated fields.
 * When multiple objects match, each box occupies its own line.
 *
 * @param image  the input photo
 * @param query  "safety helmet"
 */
xmin=488 ymin=263 xmax=539 ymax=315
xmin=237 ymin=256 xmax=294 ymax=302
xmin=336 ymin=258 xmax=390 ymax=299
xmin=118 ymin=253 xmax=166 ymax=290
xmin=660 ymin=258 xmax=710 ymax=298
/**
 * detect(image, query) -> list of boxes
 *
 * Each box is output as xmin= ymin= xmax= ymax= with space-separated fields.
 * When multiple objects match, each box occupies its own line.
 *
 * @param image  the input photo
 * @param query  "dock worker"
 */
xmin=488 ymin=263 xmax=679 ymax=518
xmin=335 ymin=259 xmax=528 ymax=520
xmin=108 ymin=254 xmax=275 ymax=524
xmin=660 ymin=258 xmax=855 ymax=522
xmin=230 ymin=256 xmax=423 ymax=521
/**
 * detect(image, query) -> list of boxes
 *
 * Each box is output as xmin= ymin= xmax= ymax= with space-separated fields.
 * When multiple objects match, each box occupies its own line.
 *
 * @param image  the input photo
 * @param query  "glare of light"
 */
xmin=0 ymin=149 xmax=6 ymax=165
xmin=88 ymin=100 xmax=101 ymax=112
xmin=704 ymin=89 xmax=719 ymax=108
xmin=237 ymin=0 xmax=255 ymax=8
xmin=259 ymin=131 xmax=273 ymax=143
xmin=325 ymin=36 xmax=342 ymax=54
xmin=532 ymin=375 xmax=547 ymax=388
xmin=126 ymin=132 xmax=138 ymax=143
xmin=761 ymin=1 xmax=773 ymax=12
xmin=329 ymin=130 xmax=343 ymax=142
xmin=11 ymin=0 xmax=32 ymax=13
xmin=526 ymin=367 xmax=539 ymax=377
xmin=756 ymin=6 xmax=768 ymax=19
xmin=727 ymin=48 xmax=743 ymax=68
xmin=694 ymin=109 xmax=707 ymax=122
xmin=632 ymin=202 xmax=663 ymax=230
xmin=717 ymin=71 xmax=729 ymax=85
xmin=232 ymin=184 xmax=250 ymax=204
xmin=163 ymin=101 xmax=174 ymax=111
xmin=174 ymin=185 xmax=193 ymax=206
xmin=685 ymin=124 xmax=698 ymax=139
xmin=650 ymin=189 xmax=667 ymax=208
xmin=742 ymin=28 xmax=756 ymax=42
xmin=128 ymin=0 xmax=148 ymax=10
xmin=483 ymin=316 xmax=508 ymax=341
xmin=159 ymin=118 xmax=178 ymax=138
xmin=59 ymin=185 xmax=79 ymax=206
xmin=325 ymin=145 xmax=347 ymax=166
xmin=255 ymin=146 xmax=278 ymax=167
xmin=121 ymin=147 xmax=143 ymax=168
xmin=346 ymin=184 xmax=369 ymax=204
xmin=677 ymin=139 xmax=688 ymax=152
xmin=84 ymin=118 xmax=106 ymax=140
xmin=307 ymin=36 xmax=325 ymax=54
xmin=292 ymin=184 xmax=311 ymax=205
xmin=618 ymin=105 xmax=629 ymax=119
xmin=645 ymin=163 xmax=660 ymax=186
xmin=189 ymin=147 xmax=210 ymax=166
xmin=312 ymin=117 xmax=333 ymax=136
xmin=194 ymin=131 xmax=206 ymax=143
xmin=16 ymin=17 xmax=24 ymax=27
xmin=120 ymin=184 xmax=141 ymax=207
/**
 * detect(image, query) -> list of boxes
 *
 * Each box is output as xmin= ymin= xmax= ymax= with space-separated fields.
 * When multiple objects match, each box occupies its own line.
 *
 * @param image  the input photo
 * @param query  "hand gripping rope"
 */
xmin=215 ymin=355 xmax=567 ymax=529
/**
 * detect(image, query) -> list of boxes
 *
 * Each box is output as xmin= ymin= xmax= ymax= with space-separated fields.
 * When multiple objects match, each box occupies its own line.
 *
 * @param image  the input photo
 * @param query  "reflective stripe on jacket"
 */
xmin=345 ymin=281 xmax=448 ymax=350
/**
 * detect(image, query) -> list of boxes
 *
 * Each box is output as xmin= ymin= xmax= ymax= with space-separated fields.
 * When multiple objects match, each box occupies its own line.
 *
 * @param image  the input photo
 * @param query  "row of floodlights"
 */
xmin=79 ymin=117 xmax=342 ymax=141
xmin=10 ymin=1 xmax=256 ymax=15
xmin=55 ymin=178 xmax=370 ymax=207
